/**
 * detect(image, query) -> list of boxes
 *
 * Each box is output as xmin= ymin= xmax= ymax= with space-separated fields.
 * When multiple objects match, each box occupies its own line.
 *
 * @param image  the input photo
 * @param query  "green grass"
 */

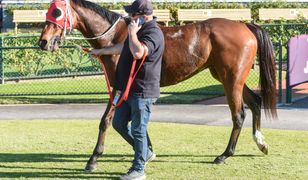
xmin=0 ymin=69 xmax=261 ymax=104
xmin=0 ymin=120 xmax=307 ymax=179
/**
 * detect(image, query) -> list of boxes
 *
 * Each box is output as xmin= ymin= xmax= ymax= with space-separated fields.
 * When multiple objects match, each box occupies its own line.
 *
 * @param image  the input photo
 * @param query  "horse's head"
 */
xmin=38 ymin=0 xmax=74 ymax=51
xmin=39 ymin=0 xmax=127 ymax=51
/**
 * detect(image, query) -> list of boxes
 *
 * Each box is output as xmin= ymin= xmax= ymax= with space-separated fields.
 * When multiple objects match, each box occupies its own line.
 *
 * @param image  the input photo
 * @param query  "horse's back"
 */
xmin=161 ymin=18 xmax=256 ymax=54
xmin=203 ymin=18 xmax=257 ymax=49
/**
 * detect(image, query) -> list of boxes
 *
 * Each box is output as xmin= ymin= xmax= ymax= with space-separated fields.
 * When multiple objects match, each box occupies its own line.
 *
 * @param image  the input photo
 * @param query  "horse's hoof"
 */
xmin=213 ymin=156 xmax=226 ymax=164
xmin=259 ymin=143 xmax=268 ymax=155
xmin=85 ymin=162 xmax=97 ymax=173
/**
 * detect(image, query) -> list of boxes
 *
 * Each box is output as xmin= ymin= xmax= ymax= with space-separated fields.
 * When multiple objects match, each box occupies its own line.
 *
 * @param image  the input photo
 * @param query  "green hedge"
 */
xmin=2 ymin=36 xmax=100 ymax=77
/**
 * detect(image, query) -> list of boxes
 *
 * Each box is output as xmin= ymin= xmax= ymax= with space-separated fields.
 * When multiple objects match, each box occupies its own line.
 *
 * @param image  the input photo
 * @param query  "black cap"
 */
xmin=124 ymin=0 xmax=153 ymax=15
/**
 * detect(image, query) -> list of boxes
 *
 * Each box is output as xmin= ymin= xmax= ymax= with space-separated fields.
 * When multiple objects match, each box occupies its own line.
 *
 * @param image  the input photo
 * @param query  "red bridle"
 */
xmin=46 ymin=0 xmax=121 ymax=40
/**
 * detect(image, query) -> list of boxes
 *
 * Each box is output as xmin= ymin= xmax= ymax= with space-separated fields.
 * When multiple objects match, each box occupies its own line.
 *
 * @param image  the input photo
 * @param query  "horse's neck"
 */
xmin=71 ymin=5 xmax=119 ymax=48
xmin=109 ymin=19 xmax=128 ymax=44
xmin=81 ymin=19 xmax=128 ymax=49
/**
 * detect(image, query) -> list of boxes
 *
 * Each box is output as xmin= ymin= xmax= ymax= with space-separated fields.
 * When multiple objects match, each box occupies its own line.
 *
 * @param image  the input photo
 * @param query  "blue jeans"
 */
xmin=112 ymin=93 xmax=156 ymax=172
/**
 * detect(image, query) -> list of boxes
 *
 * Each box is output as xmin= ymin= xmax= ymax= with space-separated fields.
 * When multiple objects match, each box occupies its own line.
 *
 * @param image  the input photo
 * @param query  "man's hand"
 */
xmin=128 ymin=18 xmax=142 ymax=35
xmin=128 ymin=17 xmax=146 ymax=59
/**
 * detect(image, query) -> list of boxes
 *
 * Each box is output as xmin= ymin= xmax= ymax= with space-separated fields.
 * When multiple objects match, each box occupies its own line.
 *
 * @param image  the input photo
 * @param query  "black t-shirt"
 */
xmin=115 ymin=18 xmax=164 ymax=98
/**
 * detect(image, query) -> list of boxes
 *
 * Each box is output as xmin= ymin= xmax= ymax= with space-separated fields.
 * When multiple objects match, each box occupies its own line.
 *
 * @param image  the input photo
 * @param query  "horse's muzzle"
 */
xmin=38 ymin=36 xmax=62 ymax=51
xmin=38 ymin=40 xmax=48 ymax=50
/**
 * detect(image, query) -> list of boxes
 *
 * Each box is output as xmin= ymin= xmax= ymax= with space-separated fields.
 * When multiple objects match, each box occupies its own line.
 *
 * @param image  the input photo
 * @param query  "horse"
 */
xmin=38 ymin=0 xmax=277 ymax=172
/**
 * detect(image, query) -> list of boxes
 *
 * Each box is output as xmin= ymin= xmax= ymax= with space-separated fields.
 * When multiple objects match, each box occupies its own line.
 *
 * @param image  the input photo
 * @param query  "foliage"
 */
xmin=5 ymin=3 xmax=49 ymax=16
xmin=262 ymin=23 xmax=308 ymax=61
xmin=2 ymin=35 xmax=100 ymax=77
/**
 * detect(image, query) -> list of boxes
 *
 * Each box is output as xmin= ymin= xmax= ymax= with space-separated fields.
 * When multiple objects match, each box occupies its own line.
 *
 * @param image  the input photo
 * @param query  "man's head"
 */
xmin=124 ymin=0 xmax=153 ymax=18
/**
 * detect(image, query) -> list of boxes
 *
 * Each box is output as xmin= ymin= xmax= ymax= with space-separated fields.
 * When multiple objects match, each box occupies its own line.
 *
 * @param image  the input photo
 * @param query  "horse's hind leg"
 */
xmin=243 ymin=84 xmax=268 ymax=155
xmin=209 ymin=67 xmax=246 ymax=164
xmin=214 ymin=97 xmax=246 ymax=164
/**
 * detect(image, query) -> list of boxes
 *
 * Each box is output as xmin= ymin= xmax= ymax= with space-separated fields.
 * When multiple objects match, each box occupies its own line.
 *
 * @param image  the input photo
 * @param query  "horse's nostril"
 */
xmin=38 ymin=40 xmax=48 ymax=50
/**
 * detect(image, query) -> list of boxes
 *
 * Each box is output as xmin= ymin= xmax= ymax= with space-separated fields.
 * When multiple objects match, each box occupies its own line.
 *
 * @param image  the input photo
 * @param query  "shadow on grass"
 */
xmin=0 ymin=153 xmax=124 ymax=179
xmin=0 ymin=152 xmax=262 ymax=163
xmin=0 ymin=170 xmax=121 ymax=179
xmin=155 ymin=153 xmax=264 ymax=164
xmin=232 ymin=154 xmax=265 ymax=157
xmin=158 ymin=154 xmax=264 ymax=158
xmin=0 ymin=153 xmax=264 ymax=178
xmin=0 ymin=164 xmax=87 ymax=171
xmin=0 ymin=153 xmax=132 ymax=163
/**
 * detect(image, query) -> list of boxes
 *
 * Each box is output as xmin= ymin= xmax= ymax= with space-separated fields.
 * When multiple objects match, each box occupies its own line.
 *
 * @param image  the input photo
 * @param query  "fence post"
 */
xmin=0 ymin=1 xmax=3 ymax=33
xmin=278 ymin=40 xmax=283 ymax=104
xmin=286 ymin=41 xmax=292 ymax=104
xmin=0 ymin=36 xmax=4 ymax=84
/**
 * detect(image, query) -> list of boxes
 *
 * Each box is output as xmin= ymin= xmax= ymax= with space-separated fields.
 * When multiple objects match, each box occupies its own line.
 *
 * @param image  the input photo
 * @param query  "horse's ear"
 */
xmin=124 ymin=17 xmax=132 ymax=25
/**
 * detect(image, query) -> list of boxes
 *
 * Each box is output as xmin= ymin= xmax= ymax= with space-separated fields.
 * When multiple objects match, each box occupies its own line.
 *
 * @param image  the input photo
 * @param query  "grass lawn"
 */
xmin=0 ymin=120 xmax=307 ymax=179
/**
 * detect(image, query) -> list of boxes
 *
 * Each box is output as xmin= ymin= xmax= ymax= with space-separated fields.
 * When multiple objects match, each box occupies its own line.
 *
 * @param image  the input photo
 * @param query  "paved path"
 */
xmin=1 ymin=97 xmax=308 ymax=131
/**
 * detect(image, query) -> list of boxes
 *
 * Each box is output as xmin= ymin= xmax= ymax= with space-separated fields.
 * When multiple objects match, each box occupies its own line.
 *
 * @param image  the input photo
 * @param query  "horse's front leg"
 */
xmin=85 ymin=101 xmax=115 ymax=173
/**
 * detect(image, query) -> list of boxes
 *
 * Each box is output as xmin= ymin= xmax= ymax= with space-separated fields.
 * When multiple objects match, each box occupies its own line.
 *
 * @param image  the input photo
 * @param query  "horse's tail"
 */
xmin=246 ymin=23 xmax=277 ymax=120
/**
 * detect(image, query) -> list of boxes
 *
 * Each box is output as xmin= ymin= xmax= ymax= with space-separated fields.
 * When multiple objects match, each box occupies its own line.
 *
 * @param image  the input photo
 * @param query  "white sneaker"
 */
xmin=145 ymin=151 xmax=156 ymax=165
xmin=119 ymin=169 xmax=146 ymax=180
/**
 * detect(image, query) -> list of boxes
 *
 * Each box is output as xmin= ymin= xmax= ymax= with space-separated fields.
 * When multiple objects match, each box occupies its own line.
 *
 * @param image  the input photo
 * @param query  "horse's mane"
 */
xmin=72 ymin=0 xmax=121 ymax=24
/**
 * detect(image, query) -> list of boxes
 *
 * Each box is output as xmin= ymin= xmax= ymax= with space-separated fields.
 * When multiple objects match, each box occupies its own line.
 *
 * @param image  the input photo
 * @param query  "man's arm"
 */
xmin=89 ymin=43 xmax=124 ymax=56
xmin=128 ymin=18 xmax=148 ymax=59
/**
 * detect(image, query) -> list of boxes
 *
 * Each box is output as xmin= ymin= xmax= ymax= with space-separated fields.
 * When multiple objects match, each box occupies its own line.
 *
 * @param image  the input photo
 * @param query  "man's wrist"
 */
xmin=129 ymin=29 xmax=138 ymax=37
xmin=98 ymin=49 xmax=105 ymax=55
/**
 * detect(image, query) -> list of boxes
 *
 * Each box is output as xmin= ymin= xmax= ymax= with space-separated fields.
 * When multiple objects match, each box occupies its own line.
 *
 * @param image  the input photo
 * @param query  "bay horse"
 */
xmin=38 ymin=0 xmax=277 ymax=172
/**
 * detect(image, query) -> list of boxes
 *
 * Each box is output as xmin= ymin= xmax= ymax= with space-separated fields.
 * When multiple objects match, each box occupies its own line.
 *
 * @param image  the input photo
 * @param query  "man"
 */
xmin=90 ymin=0 xmax=164 ymax=179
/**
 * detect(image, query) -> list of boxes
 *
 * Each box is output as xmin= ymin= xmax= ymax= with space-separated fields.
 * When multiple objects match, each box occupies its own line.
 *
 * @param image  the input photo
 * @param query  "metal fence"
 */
xmin=0 ymin=34 xmax=227 ymax=98
xmin=0 ymin=23 xmax=306 ymax=103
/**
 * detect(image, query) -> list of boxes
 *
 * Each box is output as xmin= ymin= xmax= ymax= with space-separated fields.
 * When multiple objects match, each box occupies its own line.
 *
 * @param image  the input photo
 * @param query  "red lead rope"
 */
xmin=79 ymin=46 xmax=147 ymax=107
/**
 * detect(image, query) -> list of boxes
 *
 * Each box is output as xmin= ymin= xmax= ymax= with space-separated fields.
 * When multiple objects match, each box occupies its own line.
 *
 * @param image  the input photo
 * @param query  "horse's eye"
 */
xmin=52 ymin=8 xmax=62 ymax=19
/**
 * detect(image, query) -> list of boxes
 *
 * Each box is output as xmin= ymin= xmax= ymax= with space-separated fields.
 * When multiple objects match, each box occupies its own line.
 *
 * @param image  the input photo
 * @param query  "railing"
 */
xmin=0 ymin=34 xmax=228 ymax=99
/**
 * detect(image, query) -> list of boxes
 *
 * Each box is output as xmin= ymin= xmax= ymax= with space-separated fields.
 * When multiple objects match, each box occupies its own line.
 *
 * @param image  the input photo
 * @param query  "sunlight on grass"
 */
xmin=0 ymin=120 xmax=307 ymax=179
